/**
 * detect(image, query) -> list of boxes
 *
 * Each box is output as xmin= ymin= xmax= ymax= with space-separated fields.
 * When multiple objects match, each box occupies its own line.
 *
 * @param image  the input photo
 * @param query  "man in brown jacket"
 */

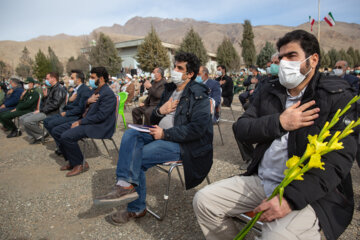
xmin=131 ymin=67 xmax=166 ymax=125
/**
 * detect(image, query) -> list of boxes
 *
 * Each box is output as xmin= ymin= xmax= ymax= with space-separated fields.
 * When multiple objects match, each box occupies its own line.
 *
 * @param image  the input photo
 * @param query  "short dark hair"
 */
xmin=10 ymin=78 xmax=21 ymax=86
xmin=48 ymin=72 xmax=59 ymax=81
xmin=90 ymin=67 xmax=109 ymax=82
xmin=249 ymin=65 xmax=258 ymax=72
xmin=276 ymin=30 xmax=320 ymax=68
xmin=175 ymin=52 xmax=200 ymax=81
xmin=156 ymin=67 xmax=164 ymax=78
xmin=71 ymin=69 xmax=85 ymax=83
xmin=217 ymin=65 xmax=226 ymax=73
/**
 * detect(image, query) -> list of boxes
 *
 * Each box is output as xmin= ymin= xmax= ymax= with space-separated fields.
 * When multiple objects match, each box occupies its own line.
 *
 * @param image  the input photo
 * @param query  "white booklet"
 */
xmin=128 ymin=124 xmax=154 ymax=133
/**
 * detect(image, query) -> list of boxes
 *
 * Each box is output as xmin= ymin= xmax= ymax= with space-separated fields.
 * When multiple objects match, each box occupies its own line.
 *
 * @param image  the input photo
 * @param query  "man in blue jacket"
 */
xmin=0 ymin=78 xmax=23 ymax=114
xmin=43 ymin=70 xmax=91 ymax=155
xmin=53 ymin=67 xmax=116 ymax=177
xmin=333 ymin=60 xmax=359 ymax=92
xmin=94 ymin=52 xmax=213 ymax=225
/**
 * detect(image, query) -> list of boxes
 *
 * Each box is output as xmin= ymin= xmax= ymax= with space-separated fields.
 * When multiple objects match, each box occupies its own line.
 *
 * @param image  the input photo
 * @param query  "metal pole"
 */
xmin=318 ymin=0 xmax=321 ymax=43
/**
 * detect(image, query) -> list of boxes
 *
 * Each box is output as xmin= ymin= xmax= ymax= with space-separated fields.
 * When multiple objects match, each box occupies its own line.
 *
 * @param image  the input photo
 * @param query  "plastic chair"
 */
xmin=117 ymin=92 xmax=128 ymax=129
xmin=146 ymin=160 xmax=211 ymax=221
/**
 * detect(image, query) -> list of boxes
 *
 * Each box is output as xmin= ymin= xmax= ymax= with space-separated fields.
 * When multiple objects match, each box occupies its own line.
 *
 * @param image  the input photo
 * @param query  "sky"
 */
xmin=0 ymin=0 xmax=359 ymax=41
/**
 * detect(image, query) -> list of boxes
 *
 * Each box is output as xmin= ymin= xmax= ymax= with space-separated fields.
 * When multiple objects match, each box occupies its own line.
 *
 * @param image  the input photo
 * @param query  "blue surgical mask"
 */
xmin=89 ymin=79 xmax=97 ymax=89
xmin=45 ymin=79 xmax=51 ymax=87
xmin=270 ymin=64 xmax=279 ymax=76
xmin=355 ymin=70 xmax=360 ymax=74
xmin=195 ymin=75 xmax=203 ymax=83
xmin=346 ymin=70 xmax=350 ymax=74
xmin=240 ymin=72 xmax=244 ymax=76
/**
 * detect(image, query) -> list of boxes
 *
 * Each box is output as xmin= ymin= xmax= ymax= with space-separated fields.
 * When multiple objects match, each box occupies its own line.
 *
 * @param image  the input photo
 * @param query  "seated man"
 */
xmin=0 ymin=78 xmax=24 ymax=114
xmin=20 ymin=72 xmax=66 ymax=143
xmin=193 ymin=30 xmax=357 ymax=240
xmin=196 ymin=66 xmax=221 ymax=121
xmin=53 ymin=67 xmax=116 ymax=177
xmin=43 ymin=70 xmax=91 ymax=155
xmin=94 ymin=52 xmax=213 ymax=225
xmin=132 ymin=67 xmax=166 ymax=125
xmin=0 ymin=77 xmax=39 ymax=138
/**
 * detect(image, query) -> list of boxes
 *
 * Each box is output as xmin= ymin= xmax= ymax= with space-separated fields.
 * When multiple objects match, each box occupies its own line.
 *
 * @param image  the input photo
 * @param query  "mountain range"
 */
xmin=1 ymin=16 xmax=359 ymax=68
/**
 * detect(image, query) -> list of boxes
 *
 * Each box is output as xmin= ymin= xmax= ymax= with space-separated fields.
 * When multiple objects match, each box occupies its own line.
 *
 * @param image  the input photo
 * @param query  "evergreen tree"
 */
xmin=339 ymin=49 xmax=353 ymax=67
xmin=66 ymin=54 xmax=89 ymax=76
xmin=320 ymin=49 xmax=331 ymax=68
xmin=256 ymin=41 xmax=276 ymax=68
xmin=327 ymin=48 xmax=340 ymax=67
xmin=354 ymin=49 xmax=360 ymax=66
xmin=136 ymin=27 xmax=170 ymax=72
xmin=0 ymin=60 xmax=12 ymax=80
xmin=89 ymin=32 xmax=122 ymax=75
xmin=33 ymin=49 xmax=51 ymax=81
xmin=216 ymin=38 xmax=240 ymax=72
xmin=178 ymin=27 xmax=208 ymax=65
xmin=16 ymin=46 xmax=33 ymax=78
xmin=48 ymin=46 xmax=64 ymax=75
xmin=240 ymin=20 xmax=256 ymax=66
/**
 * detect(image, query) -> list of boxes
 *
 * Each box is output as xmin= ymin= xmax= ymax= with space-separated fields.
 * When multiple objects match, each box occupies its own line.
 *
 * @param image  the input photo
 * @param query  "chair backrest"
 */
xmin=118 ymin=92 xmax=128 ymax=114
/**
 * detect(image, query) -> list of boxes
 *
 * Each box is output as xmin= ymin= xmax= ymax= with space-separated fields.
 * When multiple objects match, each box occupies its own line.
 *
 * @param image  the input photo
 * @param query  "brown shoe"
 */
xmin=66 ymin=162 xmax=89 ymax=177
xmin=110 ymin=209 xmax=146 ymax=225
xmin=94 ymin=185 xmax=139 ymax=206
xmin=60 ymin=164 xmax=73 ymax=171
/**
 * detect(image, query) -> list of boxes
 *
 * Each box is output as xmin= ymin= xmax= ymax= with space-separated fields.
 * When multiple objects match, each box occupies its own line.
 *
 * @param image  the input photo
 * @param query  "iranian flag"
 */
xmin=309 ymin=16 xmax=315 ymax=31
xmin=324 ymin=12 xmax=335 ymax=26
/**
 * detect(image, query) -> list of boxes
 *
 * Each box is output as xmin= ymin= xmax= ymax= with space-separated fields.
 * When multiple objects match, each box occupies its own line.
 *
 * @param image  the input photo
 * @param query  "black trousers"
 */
xmin=131 ymin=106 xmax=155 ymax=125
xmin=222 ymin=96 xmax=233 ymax=107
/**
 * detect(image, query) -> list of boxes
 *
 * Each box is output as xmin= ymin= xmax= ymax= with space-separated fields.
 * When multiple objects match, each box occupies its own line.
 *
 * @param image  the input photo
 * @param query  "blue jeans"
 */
xmin=116 ymin=129 xmax=180 ymax=212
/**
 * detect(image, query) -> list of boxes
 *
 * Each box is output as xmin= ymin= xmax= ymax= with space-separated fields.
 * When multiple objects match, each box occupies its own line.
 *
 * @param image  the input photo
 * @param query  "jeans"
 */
xmin=116 ymin=129 xmax=181 ymax=212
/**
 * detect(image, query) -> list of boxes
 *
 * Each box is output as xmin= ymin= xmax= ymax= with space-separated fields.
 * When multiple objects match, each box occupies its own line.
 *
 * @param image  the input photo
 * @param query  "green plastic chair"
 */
xmin=118 ymin=92 xmax=128 ymax=129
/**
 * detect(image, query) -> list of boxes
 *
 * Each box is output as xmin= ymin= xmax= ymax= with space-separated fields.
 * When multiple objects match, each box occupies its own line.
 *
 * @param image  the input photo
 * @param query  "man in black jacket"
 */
xmin=20 ymin=72 xmax=66 ymax=144
xmin=193 ymin=30 xmax=357 ymax=240
xmin=43 ymin=70 xmax=91 ymax=155
xmin=94 ymin=52 xmax=213 ymax=225
xmin=215 ymin=65 xmax=233 ymax=107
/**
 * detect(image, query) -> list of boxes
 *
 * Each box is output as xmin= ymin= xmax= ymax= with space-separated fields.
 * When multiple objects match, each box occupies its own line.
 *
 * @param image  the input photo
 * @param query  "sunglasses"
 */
xmin=334 ymin=66 xmax=343 ymax=69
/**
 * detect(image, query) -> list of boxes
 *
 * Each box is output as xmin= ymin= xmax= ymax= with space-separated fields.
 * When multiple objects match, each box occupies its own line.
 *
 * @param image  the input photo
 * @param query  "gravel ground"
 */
xmin=0 ymin=98 xmax=359 ymax=240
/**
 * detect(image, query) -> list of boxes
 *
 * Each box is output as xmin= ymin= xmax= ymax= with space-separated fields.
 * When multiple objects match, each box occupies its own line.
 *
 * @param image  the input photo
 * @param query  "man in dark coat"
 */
xmin=215 ymin=65 xmax=233 ymax=107
xmin=52 ymin=67 xmax=117 ymax=177
xmin=43 ymin=69 xmax=91 ymax=155
xmin=94 ymin=52 xmax=213 ymax=225
xmin=0 ymin=78 xmax=24 ymax=114
xmin=193 ymin=30 xmax=357 ymax=240
xmin=131 ymin=67 xmax=166 ymax=125
xmin=0 ymin=77 xmax=39 ymax=138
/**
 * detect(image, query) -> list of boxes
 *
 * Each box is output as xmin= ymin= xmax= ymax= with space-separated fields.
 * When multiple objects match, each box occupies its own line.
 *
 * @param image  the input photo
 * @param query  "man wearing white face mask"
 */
xmin=215 ymin=65 xmax=234 ymax=107
xmin=94 ymin=52 xmax=213 ymax=225
xmin=333 ymin=60 xmax=359 ymax=93
xmin=194 ymin=30 xmax=357 ymax=240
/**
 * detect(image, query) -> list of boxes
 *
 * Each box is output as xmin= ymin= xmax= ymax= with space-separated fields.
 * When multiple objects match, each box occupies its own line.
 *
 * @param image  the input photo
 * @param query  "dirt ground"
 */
xmin=0 ymin=98 xmax=359 ymax=240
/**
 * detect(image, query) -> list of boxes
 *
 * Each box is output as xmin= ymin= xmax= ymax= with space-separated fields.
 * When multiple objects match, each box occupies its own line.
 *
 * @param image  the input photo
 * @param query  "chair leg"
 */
xmin=175 ymin=166 xmax=184 ymax=188
xmin=230 ymin=106 xmax=235 ymax=121
xmin=217 ymin=122 xmax=224 ymax=145
xmin=91 ymin=139 xmax=100 ymax=153
xmin=110 ymin=138 xmax=119 ymax=154
xmin=83 ymin=139 xmax=87 ymax=168
xmin=147 ymin=164 xmax=176 ymax=221
xmin=101 ymin=139 xmax=111 ymax=157
xmin=206 ymin=176 xmax=211 ymax=184
xmin=121 ymin=113 xmax=127 ymax=129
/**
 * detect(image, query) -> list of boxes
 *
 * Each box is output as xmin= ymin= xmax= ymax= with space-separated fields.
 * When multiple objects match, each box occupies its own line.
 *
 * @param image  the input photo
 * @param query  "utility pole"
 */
xmin=318 ymin=0 xmax=321 ymax=43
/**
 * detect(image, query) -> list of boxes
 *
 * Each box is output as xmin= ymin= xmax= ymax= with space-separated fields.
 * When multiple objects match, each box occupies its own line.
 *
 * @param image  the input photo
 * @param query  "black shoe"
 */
xmin=55 ymin=149 xmax=63 ymax=156
xmin=30 ymin=137 xmax=42 ymax=144
xmin=7 ymin=130 xmax=18 ymax=138
xmin=17 ymin=129 xmax=22 ymax=136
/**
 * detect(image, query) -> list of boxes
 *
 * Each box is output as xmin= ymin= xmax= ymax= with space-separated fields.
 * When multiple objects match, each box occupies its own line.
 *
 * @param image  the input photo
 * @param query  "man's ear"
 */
xmin=187 ymin=72 xmax=194 ymax=80
xmin=311 ymin=53 xmax=319 ymax=68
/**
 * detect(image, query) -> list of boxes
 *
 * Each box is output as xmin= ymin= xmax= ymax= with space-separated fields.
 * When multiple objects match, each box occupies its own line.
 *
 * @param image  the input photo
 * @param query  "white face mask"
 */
xmin=69 ymin=79 xmax=74 ymax=86
xmin=151 ymin=73 xmax=155 ymax=80
xmin=278 ymin=56 xmax=312 ymax=89
xmin=333 ymin=69 xmax=344 ymax=76
xmin=24 ymin=84 xmax=29 ymax=90
xmin=170 ymin=70 xmax=184 ymax=86
xmin=216 ymin=70 xmax=222 ymax=77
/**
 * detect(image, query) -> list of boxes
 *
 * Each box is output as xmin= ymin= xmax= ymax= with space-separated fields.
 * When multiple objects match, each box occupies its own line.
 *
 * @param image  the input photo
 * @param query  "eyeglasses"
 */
xmin=334 ymin=66 xmax=343 ymax=69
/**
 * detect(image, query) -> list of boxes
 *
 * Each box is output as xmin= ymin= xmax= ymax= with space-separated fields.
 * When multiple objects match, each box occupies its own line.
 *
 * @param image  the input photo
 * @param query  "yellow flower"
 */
xmin=321 ymin=130 xmax=331 ymax=140
xmin=328 ymin=139 xmax=344 ymax=152
xmin=308 ymin=134 xmax=328 ymax=154
xmin=308 ymin=153 xmax=325 ymax=170
xmin=286 ymin=156 xmax=300 ymax=169
xmin=284 ymin=167 xmax=304 ymax=181
xmin=303 ymin=144 xmax=315 ymax=159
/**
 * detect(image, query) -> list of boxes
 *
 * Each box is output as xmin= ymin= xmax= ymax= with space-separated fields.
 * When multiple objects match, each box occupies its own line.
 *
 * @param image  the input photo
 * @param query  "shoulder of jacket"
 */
xmin=317 ymin=74 xmax=353 ymax=94
xmin=189 ymin=81 xmax=209 ymax=99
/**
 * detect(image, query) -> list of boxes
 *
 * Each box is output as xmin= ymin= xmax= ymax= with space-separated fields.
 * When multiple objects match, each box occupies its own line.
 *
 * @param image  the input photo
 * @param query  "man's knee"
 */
xmin=193 ymin=188 xmax=212 ymax=216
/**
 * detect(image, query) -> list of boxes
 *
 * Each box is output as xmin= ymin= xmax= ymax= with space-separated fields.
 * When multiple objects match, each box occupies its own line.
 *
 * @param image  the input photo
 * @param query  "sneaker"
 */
xmin=94 ymin=185 xmax=139 ymax=206
xmin=110 ymin=209 xmax=146 ymax=225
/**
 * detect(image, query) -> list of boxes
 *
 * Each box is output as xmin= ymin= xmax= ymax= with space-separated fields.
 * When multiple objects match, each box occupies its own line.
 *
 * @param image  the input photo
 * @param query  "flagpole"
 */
xmin=318 ymin=0 xmax=321 ymax=43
